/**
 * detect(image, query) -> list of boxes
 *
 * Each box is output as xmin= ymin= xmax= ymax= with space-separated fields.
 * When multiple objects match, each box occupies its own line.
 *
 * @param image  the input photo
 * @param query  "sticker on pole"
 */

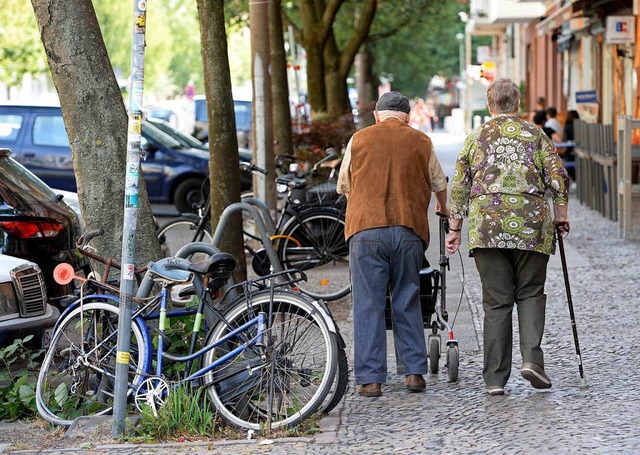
xmin=116 ymin=351 xmax=130 ymax=364
xmin=123 ymin=263 xmax=135 ymax=280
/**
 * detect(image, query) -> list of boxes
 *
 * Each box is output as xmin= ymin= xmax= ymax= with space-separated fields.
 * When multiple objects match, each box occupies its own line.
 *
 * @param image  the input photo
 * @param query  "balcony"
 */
xmin=469 ymin=0 xmax=545 ymax=32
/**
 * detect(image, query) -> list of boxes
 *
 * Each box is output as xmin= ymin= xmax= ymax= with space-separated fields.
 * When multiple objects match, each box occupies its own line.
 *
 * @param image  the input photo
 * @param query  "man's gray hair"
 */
xmin=486 ymin=78 xmax=520 ymax=114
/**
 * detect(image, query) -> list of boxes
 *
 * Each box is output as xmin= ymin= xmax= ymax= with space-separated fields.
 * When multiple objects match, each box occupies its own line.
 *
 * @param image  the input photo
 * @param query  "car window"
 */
xmin=234 ymin=102 xmax=251 ymax=131
xmin=0 ymin=157 xmax=59 ymax=212
xmin=141 ymin=121 xmax=183 ymax=149
xmin=195 ymin=99 xmax=207 ymax=123
xmin=0 ymin=115 xmax=23 ymax=143
xmin=33 ymin=115 xmax=69 ymax=147
xmin=149 ymin=119 xmax=205 ymax=149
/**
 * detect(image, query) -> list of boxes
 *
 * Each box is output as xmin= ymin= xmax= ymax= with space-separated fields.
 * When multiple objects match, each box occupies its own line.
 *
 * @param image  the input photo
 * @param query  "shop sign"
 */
xmin=576 ymin=90 xmax=598 ymax=123
xmin=605 ymin=16 xmax=635 ymax=44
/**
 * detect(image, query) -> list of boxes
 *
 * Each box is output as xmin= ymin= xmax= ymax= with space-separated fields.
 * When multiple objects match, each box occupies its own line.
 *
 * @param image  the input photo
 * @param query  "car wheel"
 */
xmin=174 ymin=177 xmax=206 ymax=214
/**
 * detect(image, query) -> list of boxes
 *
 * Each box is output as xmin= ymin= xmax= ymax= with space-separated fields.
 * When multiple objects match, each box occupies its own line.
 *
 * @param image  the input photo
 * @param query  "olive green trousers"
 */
xmin=473 ymin=248 xmax=549 ymax=387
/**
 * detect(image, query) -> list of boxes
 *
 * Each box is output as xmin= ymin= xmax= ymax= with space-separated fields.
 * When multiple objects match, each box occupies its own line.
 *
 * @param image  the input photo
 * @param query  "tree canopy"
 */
xmin=0 ymin=0 xmax=47 ymax=94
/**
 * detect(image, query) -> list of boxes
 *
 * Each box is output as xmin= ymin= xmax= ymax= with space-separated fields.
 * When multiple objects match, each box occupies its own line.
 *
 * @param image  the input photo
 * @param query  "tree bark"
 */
xmin=355 ymin=43 xmax=376 ymax=127
xmin=196 ymin=0 xmax=246 ymax=281
xmin=269 ymin=0 xmax=294 ymax=156
xmin=250 ymin=1 xmax=276 ymax=210
xmin=31 ymin=0 xmax=160 ymax=276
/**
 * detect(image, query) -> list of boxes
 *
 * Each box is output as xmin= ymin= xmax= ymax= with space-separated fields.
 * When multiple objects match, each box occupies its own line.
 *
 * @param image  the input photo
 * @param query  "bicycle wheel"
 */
xmin=201 ymin=290 xmax=337 ymax=431
xmin=320 ymin=345 xmax=348 ymax=414
xmin=36 ymin=299 xmax=149 ymax=426
xmin=278 ymin=208 xmax=350 ymax=301
xmin=157 ymin=216 xmax=212 ymax=262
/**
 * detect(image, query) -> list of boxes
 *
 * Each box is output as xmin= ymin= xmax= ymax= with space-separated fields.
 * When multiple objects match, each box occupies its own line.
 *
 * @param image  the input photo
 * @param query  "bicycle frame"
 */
xmin=53 ymin=276 xmax=267 ymax=394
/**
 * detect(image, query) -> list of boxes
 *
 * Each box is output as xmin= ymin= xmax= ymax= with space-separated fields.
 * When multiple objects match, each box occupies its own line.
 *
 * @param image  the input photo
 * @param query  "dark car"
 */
xmin=0 ymin=149 xmax=87 ymax=341
xmin=0 ymin=104 xmax=217 ymax=213
xmin=147 ymin=117 xmax=254 ymax=192
xmin=193 ymin=96 xmax=252 ymax=149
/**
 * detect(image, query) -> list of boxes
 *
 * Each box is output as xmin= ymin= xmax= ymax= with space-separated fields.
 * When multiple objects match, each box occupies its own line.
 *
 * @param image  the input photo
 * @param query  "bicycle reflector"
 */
xmin=0 ymin=220 xmax=64 ymax=238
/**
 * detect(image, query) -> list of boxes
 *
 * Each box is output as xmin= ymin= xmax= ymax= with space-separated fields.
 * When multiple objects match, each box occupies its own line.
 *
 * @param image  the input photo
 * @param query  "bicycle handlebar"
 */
xmin=77 ymin=228 xmax=104 ymax=249
xmin=240 ymin=161 xmax=267 ymax=175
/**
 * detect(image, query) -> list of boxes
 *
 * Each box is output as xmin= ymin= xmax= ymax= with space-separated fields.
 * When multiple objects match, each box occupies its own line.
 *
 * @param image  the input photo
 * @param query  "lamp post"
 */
xmin=455 ymin=32 xmax=464 ymax=79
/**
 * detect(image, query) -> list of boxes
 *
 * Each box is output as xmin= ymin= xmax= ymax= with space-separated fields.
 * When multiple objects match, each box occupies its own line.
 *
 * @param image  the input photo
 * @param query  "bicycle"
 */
xmin=158 ymin=154 xmax=350 ymax=301
xmin=35 ymin=233 xmax=339 ymax=431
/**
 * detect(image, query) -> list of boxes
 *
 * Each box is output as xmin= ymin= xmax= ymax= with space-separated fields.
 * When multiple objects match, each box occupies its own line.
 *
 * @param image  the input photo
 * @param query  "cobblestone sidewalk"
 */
xmin=3 ymin=196 xmax=640 ymax=454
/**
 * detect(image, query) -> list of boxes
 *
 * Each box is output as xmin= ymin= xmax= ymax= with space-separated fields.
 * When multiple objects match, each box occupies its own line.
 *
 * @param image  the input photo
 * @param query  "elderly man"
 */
xmin=446 ymin=78 xmax=570 ymax=395
xmin=337 ymin=91 xmax=449 ymax=398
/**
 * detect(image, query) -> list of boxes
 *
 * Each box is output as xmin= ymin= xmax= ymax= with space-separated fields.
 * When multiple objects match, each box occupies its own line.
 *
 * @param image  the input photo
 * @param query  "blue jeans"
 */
xmin=350 ymin=226 xmax=428 ymax=385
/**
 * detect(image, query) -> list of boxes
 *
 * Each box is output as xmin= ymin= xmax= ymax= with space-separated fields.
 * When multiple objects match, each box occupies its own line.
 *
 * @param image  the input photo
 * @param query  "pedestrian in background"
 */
xmin=545 ymin=107 xmax=564 ymax=140
xmin=337 ymin=91 xmax=449 ymax=398
xmin=446 ymin=78 xmax=570 ymax=396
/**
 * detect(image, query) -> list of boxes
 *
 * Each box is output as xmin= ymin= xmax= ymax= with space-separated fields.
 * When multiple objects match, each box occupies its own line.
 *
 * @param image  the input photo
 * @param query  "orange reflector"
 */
xmin=319 ymin=279 xmax=330 ymax=286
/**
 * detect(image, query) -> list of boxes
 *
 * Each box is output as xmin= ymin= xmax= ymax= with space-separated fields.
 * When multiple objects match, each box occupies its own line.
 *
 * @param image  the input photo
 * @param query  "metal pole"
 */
xmin=288 ymin=25 xmax=302 ymax=131
xmin=112 ymin=0 xmax=147 ymax=438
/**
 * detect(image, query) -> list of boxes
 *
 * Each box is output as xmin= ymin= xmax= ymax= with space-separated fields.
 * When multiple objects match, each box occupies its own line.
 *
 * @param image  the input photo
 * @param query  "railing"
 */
xmin=573 ymin=120 xmax=617 ymax=220
xmin=616 ymin=116 xmax=640 ymax=240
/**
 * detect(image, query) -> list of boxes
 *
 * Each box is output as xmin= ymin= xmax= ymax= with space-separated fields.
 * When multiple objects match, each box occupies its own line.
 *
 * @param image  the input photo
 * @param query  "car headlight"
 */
xmin=0 ymin=282 xmax=19 ymax=319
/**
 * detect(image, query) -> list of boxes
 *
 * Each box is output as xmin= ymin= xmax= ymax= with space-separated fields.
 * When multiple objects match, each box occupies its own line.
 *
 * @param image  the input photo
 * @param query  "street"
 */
xmin=4 ymin=131 xmax=640 ymax=454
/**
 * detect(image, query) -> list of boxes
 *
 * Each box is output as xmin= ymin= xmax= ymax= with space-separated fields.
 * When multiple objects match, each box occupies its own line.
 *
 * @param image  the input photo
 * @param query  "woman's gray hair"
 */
xmin=486 ymin=78 xmax=520 ymax=114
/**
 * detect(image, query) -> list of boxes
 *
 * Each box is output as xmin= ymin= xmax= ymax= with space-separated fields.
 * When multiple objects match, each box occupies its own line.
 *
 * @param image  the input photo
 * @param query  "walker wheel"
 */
xmin=429 ymin=338 xmax=440 ymax=374
xmin=446 ymin=346 xmax=459 ymax=383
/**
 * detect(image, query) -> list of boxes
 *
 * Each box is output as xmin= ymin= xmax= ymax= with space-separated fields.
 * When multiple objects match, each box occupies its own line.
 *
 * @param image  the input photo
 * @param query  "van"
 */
xmin=0 ymin=104 xmax=211 ymax=213
xmin=193 ymin=96 xmax=252 ymax=149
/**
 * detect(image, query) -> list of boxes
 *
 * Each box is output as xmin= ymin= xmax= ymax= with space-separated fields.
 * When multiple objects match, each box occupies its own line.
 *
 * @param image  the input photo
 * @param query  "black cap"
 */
xmin=375 ymin=91 xmax=410 ymax=113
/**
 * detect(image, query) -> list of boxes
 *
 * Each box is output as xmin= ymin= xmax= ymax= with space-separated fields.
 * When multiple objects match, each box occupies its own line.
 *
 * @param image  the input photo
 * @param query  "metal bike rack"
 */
xmin=240 ymin=196 xmax=277 ymax=235
xmin=211 ymin=202 xmax=284 ymax=274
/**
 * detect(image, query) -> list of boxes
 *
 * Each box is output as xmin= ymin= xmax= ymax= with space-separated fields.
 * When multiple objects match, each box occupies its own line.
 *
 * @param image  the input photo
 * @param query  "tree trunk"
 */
xmin=305 ymin=44 xmax=328 ymax=117
xmin=31 ymin=0 xmax=161 ymax=276
xmin=355 ymin=43 xmax=376 ymax=127
xmin=250 ymin=1 xmax=277 ymax=210
xmin=324 ymin=34 xmax=352 ymax=116
xmin=269 ymin=0 xmax=293 ymax=156
xmin=196 ymin=0 xmax=246 ymax=282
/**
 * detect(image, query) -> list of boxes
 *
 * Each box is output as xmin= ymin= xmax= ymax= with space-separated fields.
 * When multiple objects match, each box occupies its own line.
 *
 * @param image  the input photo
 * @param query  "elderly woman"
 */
xmin=446 ymin=78 xmax=570 ymax=396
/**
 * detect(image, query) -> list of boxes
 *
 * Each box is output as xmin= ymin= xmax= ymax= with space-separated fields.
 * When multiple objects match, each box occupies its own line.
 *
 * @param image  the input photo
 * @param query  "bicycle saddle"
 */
xmin=189 ymin=252 xmax=237 ymax=278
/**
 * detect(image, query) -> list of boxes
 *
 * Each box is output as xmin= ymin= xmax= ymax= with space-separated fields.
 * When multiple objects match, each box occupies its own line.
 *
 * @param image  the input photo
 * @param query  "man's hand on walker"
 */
xmin=435 ymin=207 xmax=450 ymax=218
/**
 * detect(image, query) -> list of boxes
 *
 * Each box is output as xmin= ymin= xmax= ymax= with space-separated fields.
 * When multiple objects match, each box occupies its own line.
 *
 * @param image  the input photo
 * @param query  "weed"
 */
xmin=0 ymin=336 xmax=44 ymax=420
xmin=133 ymin=383 xmax=218 ymax=441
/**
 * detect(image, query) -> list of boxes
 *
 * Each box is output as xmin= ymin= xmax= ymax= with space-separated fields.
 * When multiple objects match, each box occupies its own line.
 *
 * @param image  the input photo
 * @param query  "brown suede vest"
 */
xmin=345 ymin=118 xmax=434 ymax=246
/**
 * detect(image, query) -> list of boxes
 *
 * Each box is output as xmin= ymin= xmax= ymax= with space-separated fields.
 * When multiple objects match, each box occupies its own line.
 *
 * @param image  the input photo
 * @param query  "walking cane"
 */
xmin=555 ymin=222 xmax=589 ymax=389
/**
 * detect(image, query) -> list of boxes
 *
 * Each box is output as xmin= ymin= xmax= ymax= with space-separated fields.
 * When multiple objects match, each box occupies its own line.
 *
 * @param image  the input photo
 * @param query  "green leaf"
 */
xmin=54 ymin=382 xmax=69 ymax=407
xmin=18 ymin=384 xmax=35 ymax=403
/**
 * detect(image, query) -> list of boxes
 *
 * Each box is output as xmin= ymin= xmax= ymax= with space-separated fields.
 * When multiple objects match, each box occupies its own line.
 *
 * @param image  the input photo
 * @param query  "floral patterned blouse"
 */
xmin=450 ymin=115 xmax=569 ymax=255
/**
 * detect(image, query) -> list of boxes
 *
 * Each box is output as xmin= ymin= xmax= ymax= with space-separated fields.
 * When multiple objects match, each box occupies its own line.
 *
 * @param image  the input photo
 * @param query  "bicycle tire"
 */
xmin=36 ymin=299 xmax=149 ymax=426
xmin=201 ymin=290 xmax=337 ymax=431
xmin=320 ymin=345 xmax=348 ymax=414
xmin=277 ymin=208 xmax=350 ymax=301
xmin=157 ymin=216 xmax=212 ymax=262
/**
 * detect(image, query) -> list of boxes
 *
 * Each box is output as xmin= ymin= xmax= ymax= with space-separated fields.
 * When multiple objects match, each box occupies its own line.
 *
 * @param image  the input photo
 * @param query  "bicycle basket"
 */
xmin=306 ymin=181 xmax=340 ymax=205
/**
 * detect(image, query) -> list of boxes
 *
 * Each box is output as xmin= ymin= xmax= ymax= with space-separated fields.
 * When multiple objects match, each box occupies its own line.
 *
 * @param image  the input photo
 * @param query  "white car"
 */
xmin=0 ymin=254 xmax=59 ymax=344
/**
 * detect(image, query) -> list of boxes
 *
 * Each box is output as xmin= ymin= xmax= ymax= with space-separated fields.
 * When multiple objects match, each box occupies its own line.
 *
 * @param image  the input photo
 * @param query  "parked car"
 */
xmin=0 ymin=254 xmax=57 ymax=345
xmin=0 ymin=104 xmax=236 ymax=213
xmin=193 ymin=96 xmax=252 ymax=149
xmin=147 ymin=116 xmax=254 ymax=192
xmin=0 ymin=148 xmax=87 ymax=343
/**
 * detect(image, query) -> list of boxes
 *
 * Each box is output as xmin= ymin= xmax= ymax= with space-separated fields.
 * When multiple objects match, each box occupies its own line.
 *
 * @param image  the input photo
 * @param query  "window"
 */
xmin=0 ymin=115 xmax=24 ymax=143
xmin=33 ymin=115 xmax=69 ymax=147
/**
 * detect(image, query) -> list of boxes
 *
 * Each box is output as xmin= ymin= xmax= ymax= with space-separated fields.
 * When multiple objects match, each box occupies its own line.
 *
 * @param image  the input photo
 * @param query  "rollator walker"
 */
xmin=385 ymin=215 xmax=459 ymax=382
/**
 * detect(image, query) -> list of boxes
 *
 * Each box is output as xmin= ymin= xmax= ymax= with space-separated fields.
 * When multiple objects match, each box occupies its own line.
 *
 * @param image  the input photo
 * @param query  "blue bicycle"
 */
xmin=35 ymin=250 xmax=338 ymax=431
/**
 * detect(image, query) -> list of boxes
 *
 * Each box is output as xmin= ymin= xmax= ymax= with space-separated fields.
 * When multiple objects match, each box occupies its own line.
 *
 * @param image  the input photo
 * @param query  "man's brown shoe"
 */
xmin=357 ymin=383 xmax=382 ymax=397
xmin=406 ymin=374 xmax=426 ymax=392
